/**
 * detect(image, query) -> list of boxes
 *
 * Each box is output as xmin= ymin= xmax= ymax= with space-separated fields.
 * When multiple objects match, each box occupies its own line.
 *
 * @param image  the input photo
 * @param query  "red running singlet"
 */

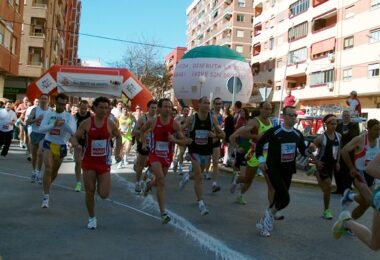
xmin=149 ymin=116 xmax=175 ymax=168
xmin=82 ymin=116 xmax=112 ymax=174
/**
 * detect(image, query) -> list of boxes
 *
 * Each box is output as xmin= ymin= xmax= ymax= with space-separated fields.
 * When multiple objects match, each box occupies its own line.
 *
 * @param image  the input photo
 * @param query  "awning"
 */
xmin=311 ymin=38 xmax=335 ymax=56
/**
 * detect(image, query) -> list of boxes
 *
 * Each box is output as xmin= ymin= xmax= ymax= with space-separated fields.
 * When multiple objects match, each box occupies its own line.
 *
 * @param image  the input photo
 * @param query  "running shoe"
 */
xmin=41 ymin=197 xmax=49 ymax=208
xmin=199 ymin=203 xmax=209 ymax=216
xmin=323 ymin=208 xmax=333 ymax=220
xmin=37 ymin=171 xmax=43 ymax=184
xmin=117 ymin=161 xmax=124 ymax=169
xmin=256 ymin=219 xmax=270 ymax=237
xmin=212 ymin=184 xmax=221 ymax=193
xmin=230 ymin=172 xmax=239 ymax=194
xmin=74 ymin=182 xmax=82 ymax=192
xmin=31 ymin=171 xmax=37 ymax=183
xmin=143 ymin=180 xmax=151 ymax=197
xmin=179 ymin=173 xmax=190 ymax=190
xmin=236 ymin=195 xmax=247 ymax=205
xmin=27 ymin=155 xmax=32 ymax=162
xmin=332 ymin=210 xmax=351 ymax=239
xmin=135 ymin=182 xmax=141 ymax=193
xmin=263 ymin=209 xmax=274 ymax=232
xmin=87 ymin=217 xmax=97 ymax=230
xmin=203 ymin=172 xmax=211 ymax=180
xmin=257 ymin=169 xmax=264 ymax=177
xmin=341 ymin=189 xmax=354 ymax=210
xmin=161 ymin=212 xmax=171 ymax=224
xmin=274 ymin=212 xmax=285 ymax=221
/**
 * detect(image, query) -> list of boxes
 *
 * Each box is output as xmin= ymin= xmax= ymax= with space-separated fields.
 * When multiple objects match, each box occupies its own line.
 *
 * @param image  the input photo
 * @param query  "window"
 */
xmin=310 ymin=69 xmax=334 ymax=85
xmin=238 ymin=0 xmax=245 ymax=7
xmin=372 ymin=0 xmax=380 ymax=9
xmin=30 ymin=17 xmax=46 ymax=37
xmin=0 ymin=23 xmax=4 ymax=45
xmin=28 ymin=47 xmax=44 ymax=66
xmin=288 ymin=22 xmax=308 ymax=41
xmin=368 ymin=63 xmax=380 ymax=77
xmin=253 ymin=43 xmax=261 ymax=56
xmin=343 ymin=36 xmax=354 ymax=49
xmin=32 ymin=0 xmax=47 ymax=7
xmin=289 ymin=0 xmax=309 ymax=18
xmin=237 ymin=14 xmax=244 ymax=22
xmin=3 ymin=28 xmax=11 ymax=50
xmin=236 ymin=30 xmax=244 ymax=38
xmin=288 ymin=47 xmax=307 ymax=64
xmin=369 ymin=29 xmax=380 ymax=43
xmin=11 ymin=36 xmax=17 ymax=54
xmin=236 ymin=45 xmax=243 ymax=53
xmin=311 ymin=38 xmax=335 ymax=59
xmin=345 ymin=5 xmax=354 ymax=19
xmin=342 ymin=68 xmax=352 ymax=81
xmin=269 ymin=37 xmax=274 ymax=50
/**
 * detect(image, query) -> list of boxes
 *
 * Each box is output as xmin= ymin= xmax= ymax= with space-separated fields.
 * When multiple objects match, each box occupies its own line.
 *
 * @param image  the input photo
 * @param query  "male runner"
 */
xmin=173 ymin=106 xmax=190 ymax=175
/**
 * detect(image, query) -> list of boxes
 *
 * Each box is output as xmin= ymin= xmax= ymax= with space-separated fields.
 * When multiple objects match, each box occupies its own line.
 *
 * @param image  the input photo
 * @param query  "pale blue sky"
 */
xmin=78 ymin=0 xmax=191 ymax=66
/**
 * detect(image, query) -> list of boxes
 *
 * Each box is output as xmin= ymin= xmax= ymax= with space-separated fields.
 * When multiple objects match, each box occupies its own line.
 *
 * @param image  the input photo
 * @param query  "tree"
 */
xmin=110 ymin=36 xmax=172 ymax=99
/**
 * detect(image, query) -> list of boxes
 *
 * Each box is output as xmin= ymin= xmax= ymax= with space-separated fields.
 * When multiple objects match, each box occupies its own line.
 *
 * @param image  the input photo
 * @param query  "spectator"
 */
xmin=346 ymin=90 xmax=361 ymax=116
xmin=283 ymin=89 xmax=298 ymax=107
xmin=334 ymin=109 xmax=360 ymax=194
xmin=111 ymin=101 xmax=123 ymax=119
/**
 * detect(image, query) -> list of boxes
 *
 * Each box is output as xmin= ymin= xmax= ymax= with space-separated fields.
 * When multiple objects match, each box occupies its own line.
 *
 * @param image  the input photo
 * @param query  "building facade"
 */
xmin=3 ymin=0 xmax=81 ymax=101
xmin=186 ymin=0 xmax=255 ymax=61
xmin=164 ymin=47 xmax=187 ymax=105
xmin=0 ymin=0 xmax=23 ymax=98
xmin=251 ymin=0 xmax=380 ymax=118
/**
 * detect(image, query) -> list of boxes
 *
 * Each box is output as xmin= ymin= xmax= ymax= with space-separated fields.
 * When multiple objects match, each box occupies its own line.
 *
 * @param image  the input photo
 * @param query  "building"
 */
xmin=164 ymin=47 xmax=187 ymax=105
xmin=3 ymin=0 xmax=81 ymax=101
xmin=0 ymin=0 xmax=23 ymax=99
xmin=251 ymin=0 xmax=380 ymax=118
xmin=63 ymin=0 xmax=81 ymax=66
xmin=186 ymin=0 xmax=255 ymax=61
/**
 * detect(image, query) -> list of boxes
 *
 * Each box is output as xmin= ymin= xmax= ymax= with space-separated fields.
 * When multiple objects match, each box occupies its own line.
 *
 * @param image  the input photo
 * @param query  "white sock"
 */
xmin=198 ymin=200 xmax=205 ymax=207
xmin=43 ymin=194 xmax=49 ymax=199
xmin=212 ymin=181 xmax=217 ymax=186
xmin=348 ymin=192 xmax=355 ymax=201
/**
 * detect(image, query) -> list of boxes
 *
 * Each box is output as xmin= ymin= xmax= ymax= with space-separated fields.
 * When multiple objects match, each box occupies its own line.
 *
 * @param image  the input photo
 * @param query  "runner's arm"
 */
xmin=140 ymin=118 xmax=154 ymax=149
xmin=61 ymin=115 xmax=77 ymax=136
xmin=211 ymin=117 xmax=225 ymax=139
xmin=25 ymin=107 xmax=36 ymax=125
xmin=169 ymin=120 xmax=192 ymax=146
xmin=132 ymin=116 xmax=144 ymax=138
xmin=38 ymin=112 xmax=55 ymax=133
xmin=366 ymin=153 xmax=380 ymax=179
xmin=71 ymin=119 xmax=88 ymax=147
xmin=256 ymin=128 xmax=273 ymax=163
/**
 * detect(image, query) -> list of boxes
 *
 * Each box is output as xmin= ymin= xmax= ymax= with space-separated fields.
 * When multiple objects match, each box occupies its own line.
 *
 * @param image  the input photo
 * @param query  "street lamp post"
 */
xmin=199 ymin=75 xmax=206 ymax=98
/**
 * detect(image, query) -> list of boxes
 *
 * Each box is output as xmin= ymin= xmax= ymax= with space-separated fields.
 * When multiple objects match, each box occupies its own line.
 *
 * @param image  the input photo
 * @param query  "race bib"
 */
xmin=155 ymin=141 xmax=169 ymax=157
xmin=146 ymin=135 xmax=152 ymax=148
xmin=50 ymin=128 xmax=61 ymax=136
xmin=91 ymin=140 xmax=107 ymax=157
xmin=2 ymin=124 xmax=9 ymax=130
xmin=281 ymin=143 xmax=296 ymax=162
xmin=195 ymin=130 xmax=209 ymax=145
xmin=365 ymin=150 xmax=378 ymax=166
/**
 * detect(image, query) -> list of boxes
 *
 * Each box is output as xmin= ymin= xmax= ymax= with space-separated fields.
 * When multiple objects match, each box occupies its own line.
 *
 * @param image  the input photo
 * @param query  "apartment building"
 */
xmin=186 ymin=0 xmax=255 ymax=61
xmin=3 ymin=0 xmax=81 ymax=101
xmin=252 ymin=0 xmax=380 ymax=118
xmin=164 ymin=47 xmax=187 ymax=104
xmin=0 ymin=0 xmax=23 ymax=99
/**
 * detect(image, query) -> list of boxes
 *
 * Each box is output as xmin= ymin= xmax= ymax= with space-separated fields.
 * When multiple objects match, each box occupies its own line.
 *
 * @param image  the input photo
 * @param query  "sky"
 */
xmin=78 ymin=0 xmax=192 ymax=66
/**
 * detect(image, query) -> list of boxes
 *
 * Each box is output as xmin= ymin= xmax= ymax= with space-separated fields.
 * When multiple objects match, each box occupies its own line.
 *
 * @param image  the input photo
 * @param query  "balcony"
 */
xmin=311 ymin=37 xmax=335 ymax=60
xmin=224 ymin=7 xmax=232 ymax=20
xmin=312 ymin=9 xmax=337 ymax=33
xmin=313 ymin=0 xmax=329 ymax=8
xmin=252 ymin=43 xmax=261 ymax=56
xmin=254 ymin=23 xmax=262 ymax=36
xmin=286 ymin=74 xmax=307 ymax=90
xmin=255 ymin=3 xmax=263 ymax=17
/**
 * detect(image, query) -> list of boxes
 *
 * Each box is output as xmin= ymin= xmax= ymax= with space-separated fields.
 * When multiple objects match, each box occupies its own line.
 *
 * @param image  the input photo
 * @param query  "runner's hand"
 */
xmin=208 ymin=131 xmax=216 ymax=138
xmin=168 ymin=134 xmax=176 ymax=143
xmin=55 ymin=119 xmax=65 ymax=127
xmin=185 ymin=138 xmax=193 ymax=145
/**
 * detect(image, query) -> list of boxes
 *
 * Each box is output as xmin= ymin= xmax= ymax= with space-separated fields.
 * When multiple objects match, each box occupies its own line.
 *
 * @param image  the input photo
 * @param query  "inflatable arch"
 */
xmin=26 ymin=65 xmax=153 ymax=111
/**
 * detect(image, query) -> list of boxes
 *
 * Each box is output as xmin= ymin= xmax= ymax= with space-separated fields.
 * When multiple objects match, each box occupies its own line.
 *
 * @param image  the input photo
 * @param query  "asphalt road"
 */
xmin=0 ymin=144 xmax=379 ymax=260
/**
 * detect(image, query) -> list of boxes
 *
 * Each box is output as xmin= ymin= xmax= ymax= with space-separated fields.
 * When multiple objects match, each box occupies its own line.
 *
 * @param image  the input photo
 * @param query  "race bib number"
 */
xmin=195 ymin=130 xmax=209 ymax=145
xmin=50 ymin=128 xmax=61 ymax=136
xmin=281 ymin=143 xmax=296 ymax=162
xmin=2 ymin=124 xmax=9 ymax=130
xmin=155 ymin=141 xmax=169 ymax=157
xmin=91 ymin=140 xmax=107 ymax=157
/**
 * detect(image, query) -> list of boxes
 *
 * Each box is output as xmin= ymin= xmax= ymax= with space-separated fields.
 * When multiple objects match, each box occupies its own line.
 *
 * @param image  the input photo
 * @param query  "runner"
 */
xmin=173 ymin=106 xmax=190 ymax=175
xmin=73 ymin=100 xmax=91 ymax=192
xmin=118 ymin=105 xmax=135 ymax=168
xmin=72 ymin=96 xmax=122 ymax=229
xmin=0 ymin=101 xmax=17 ymax=157
xmin=209 ymin=97 xmax=224 ymax=192
xmin=132 ymin=99 xmax=157 ymax=193
xmin=25 ymin=98 xmax=39 ymax=161
xmin=179 ymin=96 xmax=224 ymax=215
xmin=39 ymin=93 xmax=76 ymax=208
xmin=333 ymin=152 xmax=380 ymax=251
xmin=26 ymin=94 xmax=51 ymax=184
xmin=140 ymin=98 xmax=190 ymax=224
xmin=311 ymin=114 xmax=341 ymax=219
xmin=340 ymin=119 xmax=380 ymax=220
xmin=255 ymin=106 xmax=314 ymax=237
xmin=229 ymin=101 xmax=273 ymax=205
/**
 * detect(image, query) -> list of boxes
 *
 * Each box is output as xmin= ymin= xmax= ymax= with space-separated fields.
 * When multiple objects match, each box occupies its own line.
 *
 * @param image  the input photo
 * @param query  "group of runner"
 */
xmin=1 ymin=93 xmax=379 ymax=251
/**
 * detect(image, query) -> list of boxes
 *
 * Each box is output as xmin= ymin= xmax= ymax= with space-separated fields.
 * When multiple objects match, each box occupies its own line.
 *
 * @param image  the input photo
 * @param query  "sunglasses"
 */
xmin=285 ymin=113 xmax=298 ymax=118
